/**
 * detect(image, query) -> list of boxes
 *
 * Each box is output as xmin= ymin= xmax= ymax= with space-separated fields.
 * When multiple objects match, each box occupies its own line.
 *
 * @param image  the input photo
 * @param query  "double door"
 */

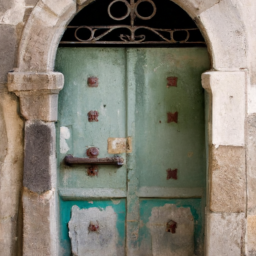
xmin=55 ymin=47 xmax=210 ymax=256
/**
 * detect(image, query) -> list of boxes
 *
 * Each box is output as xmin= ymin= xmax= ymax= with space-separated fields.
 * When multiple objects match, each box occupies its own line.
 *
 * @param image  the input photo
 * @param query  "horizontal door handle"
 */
xmin=64 ymin=155 xmax=124 ymax=167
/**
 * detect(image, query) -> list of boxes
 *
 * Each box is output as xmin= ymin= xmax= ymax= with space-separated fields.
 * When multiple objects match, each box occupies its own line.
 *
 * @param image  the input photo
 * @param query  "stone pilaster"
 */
xmin=202 ymin=71 xmax=246 ymax=256
xmin=8 ymin=71 xmax=63 ymax=256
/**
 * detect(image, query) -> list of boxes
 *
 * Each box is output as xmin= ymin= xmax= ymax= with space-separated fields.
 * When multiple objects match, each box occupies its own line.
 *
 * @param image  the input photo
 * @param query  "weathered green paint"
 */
xmin=55 ymin=47 xmax=210 ymax=255
xmin=56 ymin=48 xmax=127 ymax=190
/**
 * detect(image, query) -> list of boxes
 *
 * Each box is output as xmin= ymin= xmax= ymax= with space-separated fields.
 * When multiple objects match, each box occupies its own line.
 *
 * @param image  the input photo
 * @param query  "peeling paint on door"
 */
xmin=60 ymin=126 xmax=70 ymax=154
xmin=69 ymin=206 xmax=119 ymax=256
xmin=108 ymin=137 xmax=132 ymax=154
xmin=147 ymin=204 xmax=194 ymax=256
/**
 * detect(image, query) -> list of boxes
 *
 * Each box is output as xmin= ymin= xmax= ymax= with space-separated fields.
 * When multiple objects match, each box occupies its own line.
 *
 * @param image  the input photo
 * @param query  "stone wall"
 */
xmin=0 ymin=0 xmax=37 ymax=255
xmin=0 ymin=0 xmax=256 ymax=255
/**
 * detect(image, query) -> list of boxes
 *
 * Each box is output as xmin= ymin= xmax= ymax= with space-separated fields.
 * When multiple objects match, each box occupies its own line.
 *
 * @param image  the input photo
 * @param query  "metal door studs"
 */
xmin=167 ymin=168 xmax=178 ymax=180
xmin=87 ymin=166 xmax=98 ymax=177
xmin=88 ymin=77 xmax=99 ymax=87
xmin=88 ymin=111 xmax=99 ymax=122
xmin=87 ymin=147 xmax=99 ymax=158
xmin=166 ymin=220 xmax=177 ymax=233
xmin=88 ymin=221 xmax=100 ymax=233
xmin=167 ymin=112 xmax=178 ymax=123
xmin=167 ymin=77 xmax=178 ymax=87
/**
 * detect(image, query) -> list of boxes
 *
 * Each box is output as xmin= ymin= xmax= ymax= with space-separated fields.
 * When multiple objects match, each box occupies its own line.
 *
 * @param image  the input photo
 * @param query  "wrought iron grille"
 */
xmin=60 ymin=0 xmax=205 ymax=45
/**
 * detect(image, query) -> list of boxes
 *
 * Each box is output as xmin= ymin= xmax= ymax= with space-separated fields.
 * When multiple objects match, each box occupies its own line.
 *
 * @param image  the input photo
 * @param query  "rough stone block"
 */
xmin=23 ymin=188 xmax=57 ymax=256
xmin=199 ymin=0 xmax=247 ymax=70
xmin=19 ymin=92 xmax=59 ymax=121
xmin=0 ymin=0 xmax=26 ymax=25
xmin=25 ymin=0 xmax=39 ymax=6
xmin=24 ymin=121 xmax=56 ymax=194
xmin=202 ymin=71 xmax=245 ymax=146
xmin=247 ymin=114 xmax=256 ymax=214
xmin=206 ymin=213 xmax=245 ymax=256
xmin=0 ymin=0 xmax=14 ymax=14
xmin=18 ymin=0 xmax=76 ymax=72
xmin=210 ymin=146 xmax=246 ymax=213
xmin=171 ymin=0 xmax=219 ymax=18
xmin=0 ymin=25 xmax=16 ymax=83
xmin=0 ymin=90 xmax=24 ymax=256
xmin=41 ymin=0 xmax=76 ymax=17
xmin=8 ymin=72 xmax=64 ymax=92
xmin=248 ymin=215 xmax=256 ymax=256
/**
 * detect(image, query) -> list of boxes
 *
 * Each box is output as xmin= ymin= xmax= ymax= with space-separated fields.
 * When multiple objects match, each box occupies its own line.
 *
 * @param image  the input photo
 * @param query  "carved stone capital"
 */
xmin=8 ymin=72 xmax=64 ymax=121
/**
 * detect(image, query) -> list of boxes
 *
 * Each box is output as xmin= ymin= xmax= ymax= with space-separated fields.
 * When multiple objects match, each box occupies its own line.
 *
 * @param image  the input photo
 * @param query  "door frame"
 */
xmin=7 ymin=0 xmax=247 ymax=255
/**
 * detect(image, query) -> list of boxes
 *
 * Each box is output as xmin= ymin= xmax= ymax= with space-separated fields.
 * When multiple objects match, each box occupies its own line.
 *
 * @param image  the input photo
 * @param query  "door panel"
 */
xmin=128 ymin=48 xmax=207 ymax=189
xmin=139 ymin=199 xmax=203 ymax=256
xmin=55 ymin=47 xmax=210 ymax=256
xmin=56 ymin=48 xmax=127 ymax=191
xmin=59 ymin=199 xmax=126 ymax=256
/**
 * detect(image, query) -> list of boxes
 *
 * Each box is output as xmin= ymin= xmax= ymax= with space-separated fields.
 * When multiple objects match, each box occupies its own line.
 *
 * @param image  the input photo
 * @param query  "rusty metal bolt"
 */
xmin=88 ymin=221 xmax=100 ymax=233
xmin=166 ymin=220 xmax=177 ymax=233
xmin=167 ymin=112 xmax=178 ymax=123
xmin=167 ymin=168 xmax=178 ymax=180
xmin=88 ymin=77 xmax=99 ymax=87
xmin=167 ymin=77 xmax=178 ymax=87
xmin=87 ymin=166 xmax=98 ymax=177
xmin=88 ymin=110 xmax=99 ymax=122
xmin=87 ymin=147 xmax=99 ymax=158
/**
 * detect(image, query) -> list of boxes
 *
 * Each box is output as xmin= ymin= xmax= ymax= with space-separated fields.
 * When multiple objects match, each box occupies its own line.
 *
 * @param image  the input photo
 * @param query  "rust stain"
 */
xmin=88 ymin=111 xmax=99 ymax=122
xmin=88 ymin=77 xmax=98 ymax=87
xmin=88 ymin=221 xmax=100 ymax=233
xmin=167 ymin=112 xmax=178 ymax=123
xmin=167 ymin=77 xmax=178 ymax=87
xmin=166 ymin=220 xmax=177 ymax=233
xmin=87 ymin=147 xmax=99 ymax=158
xmin=167 ymin=169 xmax=178 ymax=180
xmin=87 ymin=166 xmax=98 ymax=177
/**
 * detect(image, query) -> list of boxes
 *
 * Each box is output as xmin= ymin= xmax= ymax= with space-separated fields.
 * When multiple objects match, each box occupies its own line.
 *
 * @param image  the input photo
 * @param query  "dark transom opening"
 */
xmin=60 ymin=0 xmax=206 ymax=47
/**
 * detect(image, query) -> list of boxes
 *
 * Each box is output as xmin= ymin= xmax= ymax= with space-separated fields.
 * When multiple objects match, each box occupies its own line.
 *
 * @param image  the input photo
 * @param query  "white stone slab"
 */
xmin=202 ymin=71 xmax=245 ymax=146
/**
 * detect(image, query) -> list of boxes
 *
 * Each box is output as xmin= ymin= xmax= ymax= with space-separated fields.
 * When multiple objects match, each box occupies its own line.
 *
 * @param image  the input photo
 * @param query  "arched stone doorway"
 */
xmin=7 ymin=0 xmax=247 ymax=255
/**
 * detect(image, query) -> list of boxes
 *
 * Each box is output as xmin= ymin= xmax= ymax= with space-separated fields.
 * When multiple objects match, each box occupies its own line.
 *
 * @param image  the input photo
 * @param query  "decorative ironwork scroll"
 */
xmin=60 ymin=0 xmax=205 ymax=45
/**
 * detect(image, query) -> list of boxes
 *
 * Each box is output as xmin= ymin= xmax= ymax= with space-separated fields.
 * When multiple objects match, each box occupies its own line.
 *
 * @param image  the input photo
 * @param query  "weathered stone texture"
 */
xmin=25 ymin=0 xmax=39 ymax=6
xmin=247 ymin=114 xmax=256 ymax=214
xmin=8 ymin=72 xmax=64 ymax=121
xmin=0 ymin=25 xmax=17 ymax=83
xmin=202 ymin=71 xmax=246 ymax=147
xmin=20 ymin=93 xmax=60 ymax=121
xmin=198 ymin=0 xmax=247 ymax=70
xmin=23 ymin=188 xmax=57 ymax=256
xmin=171 ymin=0 xmax=219 ymax=18
xmin=8 ymin=72 xmax=64 ymax=91
xmin=206 ymin=213 xmax=245 ymax=256
xmin=248 ymin=215 xmax=256 ymax=256
xmin=24 ymin=121 xmax=56 ymax=194
xmin=18 ymin=0 xmax=76 ymax=72
xmin=0 ymin=90 xmax=24 ymax=256
xmin=210 ymin=146 xmax=246 ymax=213
xmin=0 ymin=0 xmax=14 ymax=15
xmin=0 ymin=0 xmax=26 ymax=25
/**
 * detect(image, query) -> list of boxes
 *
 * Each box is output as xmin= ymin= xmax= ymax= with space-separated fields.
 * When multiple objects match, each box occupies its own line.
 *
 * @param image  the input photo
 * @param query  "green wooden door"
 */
xmin=55 ymin=47 xmax=210 ymax=256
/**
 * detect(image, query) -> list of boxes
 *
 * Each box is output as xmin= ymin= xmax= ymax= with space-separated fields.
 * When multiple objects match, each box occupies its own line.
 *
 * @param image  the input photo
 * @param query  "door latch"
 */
xmin=64 ymin=147 xmax=124 ymax=167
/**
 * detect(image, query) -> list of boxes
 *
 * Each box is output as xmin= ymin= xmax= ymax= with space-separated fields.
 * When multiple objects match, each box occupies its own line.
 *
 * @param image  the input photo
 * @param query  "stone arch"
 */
xmin=7 ymin=0 xmax=247 ymax=255
xmin=16 ymin=0 xmax=247 ymax=73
